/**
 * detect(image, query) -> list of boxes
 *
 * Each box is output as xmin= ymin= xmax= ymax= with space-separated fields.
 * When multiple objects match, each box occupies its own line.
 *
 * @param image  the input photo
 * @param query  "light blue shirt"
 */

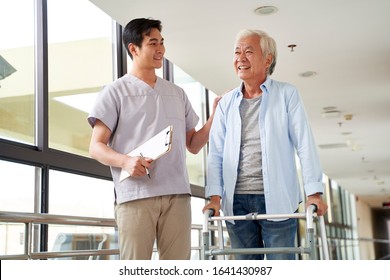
xmin=206 ymin=77 xmax=324 ymax=220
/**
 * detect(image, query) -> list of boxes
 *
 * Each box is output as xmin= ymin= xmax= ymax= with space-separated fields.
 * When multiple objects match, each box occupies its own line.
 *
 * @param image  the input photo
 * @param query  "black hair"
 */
xmin=122 ymin=18 xmax=162 ymax=59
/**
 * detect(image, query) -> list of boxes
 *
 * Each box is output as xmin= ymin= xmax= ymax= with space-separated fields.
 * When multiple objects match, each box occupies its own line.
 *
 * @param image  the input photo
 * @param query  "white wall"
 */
xmin=355 ymin=197 xmax=375 ymax=259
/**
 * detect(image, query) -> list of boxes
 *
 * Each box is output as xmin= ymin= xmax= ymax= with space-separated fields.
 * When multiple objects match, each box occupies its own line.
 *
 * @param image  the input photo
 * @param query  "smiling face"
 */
xmin=130 ymin=27 xmax=165 ymax=70
xmin=234 ymin=34 xmax=272 ymax=85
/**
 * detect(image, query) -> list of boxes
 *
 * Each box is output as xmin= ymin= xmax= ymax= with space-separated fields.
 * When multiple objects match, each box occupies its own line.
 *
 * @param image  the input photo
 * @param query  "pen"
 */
xmin=139 ymin=153 xmax=151 ymax=179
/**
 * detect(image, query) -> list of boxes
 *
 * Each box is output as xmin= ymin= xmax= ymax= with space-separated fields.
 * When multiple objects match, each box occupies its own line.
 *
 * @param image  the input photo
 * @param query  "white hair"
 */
xmin=235 ymin=29 xmax=277 ymax=75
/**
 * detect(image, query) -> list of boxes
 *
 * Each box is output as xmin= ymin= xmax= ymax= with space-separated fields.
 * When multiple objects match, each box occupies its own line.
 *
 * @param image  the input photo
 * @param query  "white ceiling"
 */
xmin=90 ymin=0 xmax=390 ymax=208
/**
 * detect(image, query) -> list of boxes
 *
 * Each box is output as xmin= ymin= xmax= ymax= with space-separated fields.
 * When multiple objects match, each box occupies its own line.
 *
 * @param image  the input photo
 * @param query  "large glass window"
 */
xmin=0 ymin=160 xmax=38 ymax=256
xmin=0 ymin=0 xmax=35 ymax=144
xmin=331 ymin=179 xmax=343 ymax=224
xmin=47 ymin=170 xmax=116 ymax=259
xmin=173 ymin=65 xmax=207 ymax=186
xmin=0 ymin=160 xmax=37 ymax=212
xmin=0 ymin=222 xmax=26 ymax=256
xmin=48 ymin=170 xmax=114 ymax=217
xmin=47 ymin=0 xmax=114 ymax=156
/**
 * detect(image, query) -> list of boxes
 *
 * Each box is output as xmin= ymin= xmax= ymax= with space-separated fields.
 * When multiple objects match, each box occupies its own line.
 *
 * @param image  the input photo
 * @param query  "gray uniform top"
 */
xmin=88 ymin=74 xmax=199 ymax=204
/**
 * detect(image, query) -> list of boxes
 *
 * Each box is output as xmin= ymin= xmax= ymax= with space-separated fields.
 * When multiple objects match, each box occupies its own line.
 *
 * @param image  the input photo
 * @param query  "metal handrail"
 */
xmin=0 ymin=211 xmax=118 ymax=260
xmin=0 ymin=211 xmax=116 ymax=226
xmin=0 ymin=211 xmax=217 ymax=260
xmin=1 ymin=211 xmax=388 ymax=260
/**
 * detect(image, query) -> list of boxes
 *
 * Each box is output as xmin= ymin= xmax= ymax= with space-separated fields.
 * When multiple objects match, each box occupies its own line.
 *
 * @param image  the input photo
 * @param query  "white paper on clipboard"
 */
xmin=119 ymin=125 xmax=173 ymax=182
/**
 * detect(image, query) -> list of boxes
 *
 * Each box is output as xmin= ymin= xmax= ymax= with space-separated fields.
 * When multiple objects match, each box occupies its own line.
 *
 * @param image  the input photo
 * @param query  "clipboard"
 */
xmin=119 ymin=125 xmax=173 ymax=181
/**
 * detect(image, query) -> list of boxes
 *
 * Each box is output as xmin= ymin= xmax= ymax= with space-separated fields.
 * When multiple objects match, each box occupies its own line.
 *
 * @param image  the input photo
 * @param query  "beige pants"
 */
xmin=115 ymin=194 xmax=191 ymax=260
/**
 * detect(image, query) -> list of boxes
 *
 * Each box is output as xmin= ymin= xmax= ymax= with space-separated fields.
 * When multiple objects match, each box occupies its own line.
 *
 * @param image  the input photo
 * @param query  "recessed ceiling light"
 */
xmin=299 ymin=71 xmax=317 ymax=77
xmin=254 ymin=6 xmax=278 ymax=16
xmin=318 ymin=143 xmax=348 ymax=149
xmin=322 ymin=106 xmax=337 ymax=111
xmin=321 ymin=110 xmax=341 ymax=118
xmin=341 ymin=131 xmax=352 ymax=135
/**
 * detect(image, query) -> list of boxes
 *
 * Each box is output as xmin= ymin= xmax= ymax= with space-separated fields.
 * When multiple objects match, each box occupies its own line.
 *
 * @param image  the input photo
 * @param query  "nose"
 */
xmin=237 ymin=52 xmax=246 ymax=61
xmin=157 ymin=44 xmax=165 ymax=54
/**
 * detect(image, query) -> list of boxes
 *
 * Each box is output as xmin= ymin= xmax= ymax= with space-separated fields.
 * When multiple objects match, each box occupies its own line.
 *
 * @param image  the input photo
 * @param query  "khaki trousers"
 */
xmin=115 ymin=194 xmax=191 ymax=260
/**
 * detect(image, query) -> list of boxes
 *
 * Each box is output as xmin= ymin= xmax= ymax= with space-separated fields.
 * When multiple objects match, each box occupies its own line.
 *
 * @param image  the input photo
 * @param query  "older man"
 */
xmin=204 ymin=29 xmax=327 ymax=260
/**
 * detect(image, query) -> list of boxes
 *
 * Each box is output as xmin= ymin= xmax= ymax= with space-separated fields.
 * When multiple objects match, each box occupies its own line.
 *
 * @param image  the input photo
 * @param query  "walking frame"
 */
xmin=202 ymin=204 xmax=330 ymax=260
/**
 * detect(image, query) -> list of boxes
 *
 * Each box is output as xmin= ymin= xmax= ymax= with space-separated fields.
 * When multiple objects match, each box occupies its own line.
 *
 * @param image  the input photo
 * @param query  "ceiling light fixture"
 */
xmin=344 ymin=114 xmax=353 ymax=121
xmin=321 ymin=110 xmax=341 ymax=118
xmin=341 ymin=131 xmax=352 ymax=135
xmin=288 ymin=44 xmax=297 ymax=52
xmin=318 ymin=143 xmax=348 ymax=149
xmin=299 ymin=71 xmax=317 ymax=78
xmin=323 ymin=106 xmax=337 ymax=111
xmin=254 ymin=6 xmax=278 ymax=16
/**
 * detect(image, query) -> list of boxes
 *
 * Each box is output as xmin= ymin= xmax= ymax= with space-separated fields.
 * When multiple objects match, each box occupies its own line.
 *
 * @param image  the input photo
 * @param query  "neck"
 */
xmin=242 ymin=82 xmax=262 ymax=99
xmin=242 ymin=76 xmax=267 ymax=98
xmin=130 ymin=68 xmax=157 ymax=88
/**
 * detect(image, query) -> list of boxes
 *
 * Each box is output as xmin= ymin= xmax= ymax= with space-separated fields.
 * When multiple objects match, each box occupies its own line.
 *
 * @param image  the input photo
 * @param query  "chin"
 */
xmin=237 ymin=73 xmax=248 ymax=80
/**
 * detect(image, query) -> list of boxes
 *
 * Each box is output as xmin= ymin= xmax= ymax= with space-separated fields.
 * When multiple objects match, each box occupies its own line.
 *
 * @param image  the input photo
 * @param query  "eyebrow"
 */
xmin=235 ymin=46 xmax=255 ymax=51
xmin=148 ymin=37 xmax=164 ymax=43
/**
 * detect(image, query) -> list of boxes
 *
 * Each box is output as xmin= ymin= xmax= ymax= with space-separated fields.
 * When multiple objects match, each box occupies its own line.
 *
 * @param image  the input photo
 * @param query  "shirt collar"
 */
xmin=235 ymin=76 xmax=272 ymax=97
xmin=261 ymin=76 xmax=272 ymax=94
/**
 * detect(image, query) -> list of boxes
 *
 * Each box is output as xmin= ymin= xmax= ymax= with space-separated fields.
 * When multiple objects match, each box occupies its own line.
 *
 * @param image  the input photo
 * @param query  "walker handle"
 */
xmin=207 ymin=208 xmax=215 ymax=217
xmin=310 ymin=203 xmax=318 ymax=213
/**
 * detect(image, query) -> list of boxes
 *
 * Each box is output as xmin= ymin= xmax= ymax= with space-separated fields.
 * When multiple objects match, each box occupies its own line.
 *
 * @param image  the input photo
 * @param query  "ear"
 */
xmin=265 ymin=53 xmax=273 ymax=68
xmin=128 ymin=43 xmax=138 ymax=57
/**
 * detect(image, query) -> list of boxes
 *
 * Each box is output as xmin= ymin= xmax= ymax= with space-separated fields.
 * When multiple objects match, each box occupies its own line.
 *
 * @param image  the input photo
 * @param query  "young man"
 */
xmin=88 ymin=18 xmax=219 ymax=260
xmin=204 ymin=29 xmax=327 ymax=260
